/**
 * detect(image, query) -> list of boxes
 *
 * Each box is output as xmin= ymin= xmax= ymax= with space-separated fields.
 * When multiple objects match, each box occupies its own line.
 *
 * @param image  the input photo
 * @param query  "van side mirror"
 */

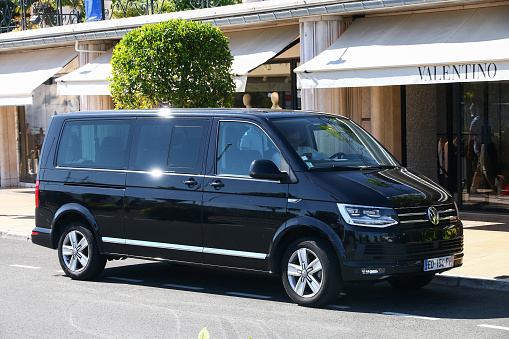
xmin=249 ymin=159 xmax=288 ymax=181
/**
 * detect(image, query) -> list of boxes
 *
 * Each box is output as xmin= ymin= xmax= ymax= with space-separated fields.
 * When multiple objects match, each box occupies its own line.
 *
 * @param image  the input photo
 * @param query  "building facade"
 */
xmin=0 ymin=0 xmax=508 ymax=213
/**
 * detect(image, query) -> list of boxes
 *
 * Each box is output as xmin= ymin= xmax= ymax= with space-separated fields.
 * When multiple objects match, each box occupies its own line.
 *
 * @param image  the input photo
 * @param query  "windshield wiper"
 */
xmin=308 ymin=164 xmax=398 ymax=171
xmin=359 ymin=165 xmax=397 ymax=170
xmin=309 ymin=165 xmax=358 ymax=171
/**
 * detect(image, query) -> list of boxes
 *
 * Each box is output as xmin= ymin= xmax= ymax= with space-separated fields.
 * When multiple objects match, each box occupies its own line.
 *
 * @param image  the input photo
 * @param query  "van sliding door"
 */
xmin=124 ymin=118 xmax=209 ymax=263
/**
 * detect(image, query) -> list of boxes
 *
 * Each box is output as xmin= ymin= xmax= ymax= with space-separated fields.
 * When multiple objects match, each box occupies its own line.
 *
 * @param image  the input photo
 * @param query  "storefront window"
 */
xmin=18 ymin=83 xmax=79 ymax=183
xmin=460 ymin=81 xmax=509 ymax=211
xmin=234 ymin=61 xmax=301 ymax=110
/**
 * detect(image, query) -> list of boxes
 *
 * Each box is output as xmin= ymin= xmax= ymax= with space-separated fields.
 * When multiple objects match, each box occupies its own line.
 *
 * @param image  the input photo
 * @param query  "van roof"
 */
xmin=52 ymin=108 xmax=346 ymax=120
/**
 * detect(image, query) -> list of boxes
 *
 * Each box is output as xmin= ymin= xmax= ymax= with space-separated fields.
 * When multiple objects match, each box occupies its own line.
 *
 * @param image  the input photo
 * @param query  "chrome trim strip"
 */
xmin=400 ymin=216 xmax=456 ymax=224
xmin=203 ymin=174 xmax=278 ymax=183
xmin=102 ymin=237 xmax=126 ymax=244
xmin=398 ymin=212 xmax=426 ymax=217
xmin=102 ymin=237 xmax=268 ymax=260
xmin=439 ymin=209 xmax=456 ymax=214
xmin=203 ymin=247 xmax=267 ymax=260
xmin=56 ymin=166 xmax=125 ymax=172
xmin=399 ymin=220 xmax=428 ymax=224
xmin=125 ymin=239 xmax=202 ymax=252
xmin=288 ymin=198 xmax=302 ymax=203
xmin=440 ymin=215 xmax=456 ymax=221
xmin=102 ymin=237 xmax=201 ymax=252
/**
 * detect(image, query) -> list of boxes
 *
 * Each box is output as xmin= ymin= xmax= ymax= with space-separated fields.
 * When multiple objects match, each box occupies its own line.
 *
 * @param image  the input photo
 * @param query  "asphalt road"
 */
xmin=1 ymin=238 xmax=509 ymax=339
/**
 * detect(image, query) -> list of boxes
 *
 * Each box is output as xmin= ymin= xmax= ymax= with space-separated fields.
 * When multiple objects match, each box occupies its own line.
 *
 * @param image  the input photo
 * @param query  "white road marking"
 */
xmin=330 ymin=305 xmax=351 ymax=310
xmin=10 ymin=264 xmax=40 ymax=269
xmin=226 ymin=292 xmax=271 ymax=299
xmin=106 ymin=276 xmax=144 ymax=283
xmin=382 ymin=312 xmax=440 ymax=320
xmin=478 ymin=324 xmax=509 ymax=331
xmin=163 ymin=283 xmax=204 ymax=291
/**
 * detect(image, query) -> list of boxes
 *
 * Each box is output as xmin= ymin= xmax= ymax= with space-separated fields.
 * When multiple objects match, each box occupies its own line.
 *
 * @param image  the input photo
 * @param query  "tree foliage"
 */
xmin=110 ymin=19 xmax=235 ymax=109
xmin=110 ymin=0 xmax=176 ymax=19
xmin=0 ymin=0 xmax=18 ymax=32
xmin=110 ymin=0 xmax=241 ymax=19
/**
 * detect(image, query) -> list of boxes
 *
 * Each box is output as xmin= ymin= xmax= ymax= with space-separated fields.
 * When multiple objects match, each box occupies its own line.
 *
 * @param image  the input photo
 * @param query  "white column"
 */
xmin=300 ymin=16 xmax=343 ymax=113
xmin=77 ymin=40 xmax=115 ymax=111
xmin=0 ymin=106 xmax=19 ymax=187
xmin=371 ymin=86 xmax=384 ymax=143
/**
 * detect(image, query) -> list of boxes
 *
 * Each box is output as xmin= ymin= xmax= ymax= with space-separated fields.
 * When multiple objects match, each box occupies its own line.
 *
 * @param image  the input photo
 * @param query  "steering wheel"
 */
xmin=329 ymin=152 xmax=347 ymax=159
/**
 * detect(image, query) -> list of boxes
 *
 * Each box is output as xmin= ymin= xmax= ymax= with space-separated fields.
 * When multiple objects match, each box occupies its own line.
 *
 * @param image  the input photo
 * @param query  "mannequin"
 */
xmin=271 ymin=92 xmax=282 ymax=109
xmin=243 ymin=94 xmax=252 ymax=108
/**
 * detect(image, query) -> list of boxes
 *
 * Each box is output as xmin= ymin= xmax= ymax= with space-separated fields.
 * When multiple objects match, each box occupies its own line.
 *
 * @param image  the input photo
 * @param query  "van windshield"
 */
xmin=271 ymin=116 xmax=400 ymax=170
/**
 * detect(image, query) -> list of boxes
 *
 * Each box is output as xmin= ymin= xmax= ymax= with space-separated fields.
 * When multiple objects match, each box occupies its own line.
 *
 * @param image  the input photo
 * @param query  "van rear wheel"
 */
xmin=281 ymin=238 xmax=342 ymax=307
xmin=58 ymin=222 xmax=106 ymax=280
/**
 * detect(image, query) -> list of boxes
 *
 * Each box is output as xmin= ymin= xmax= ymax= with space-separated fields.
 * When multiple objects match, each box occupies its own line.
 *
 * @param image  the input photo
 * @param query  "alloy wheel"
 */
xmin=61 ymin=230 xmax=89 ymax=273
xmin=286 ymin=248 xmax=324 ymax=298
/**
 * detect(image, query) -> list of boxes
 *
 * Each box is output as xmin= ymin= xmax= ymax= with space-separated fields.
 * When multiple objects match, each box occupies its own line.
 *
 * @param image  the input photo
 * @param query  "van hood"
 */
xmin=305 ymin=167 xmax=453 ymax=208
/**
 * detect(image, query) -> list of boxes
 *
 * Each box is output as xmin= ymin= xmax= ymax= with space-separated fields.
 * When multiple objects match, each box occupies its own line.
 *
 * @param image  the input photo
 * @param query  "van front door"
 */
xmin=124 ymin=118 xmax=209 ymax=263
xmin=202 ymin=119 xmax=288 ymax=271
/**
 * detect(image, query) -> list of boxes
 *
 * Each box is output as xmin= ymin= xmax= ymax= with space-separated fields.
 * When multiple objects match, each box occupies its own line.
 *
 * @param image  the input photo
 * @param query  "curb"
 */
xmin=0 ymin=230 xmax=31 ymax=241
xmin=433 ymin=273 xmax=509 ymax=292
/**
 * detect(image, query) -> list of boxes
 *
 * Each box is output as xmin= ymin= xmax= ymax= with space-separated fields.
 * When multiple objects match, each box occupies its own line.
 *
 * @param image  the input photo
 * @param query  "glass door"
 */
xmin=459 ymin=82 xmax=509 ymax=212
xmin=18 ymin=107 xmax=41 ymax=183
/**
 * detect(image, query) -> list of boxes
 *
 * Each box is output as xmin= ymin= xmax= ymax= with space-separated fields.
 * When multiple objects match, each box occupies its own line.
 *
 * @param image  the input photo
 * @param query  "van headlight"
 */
xmin=337 ymin=203 xmax=399 ymax=227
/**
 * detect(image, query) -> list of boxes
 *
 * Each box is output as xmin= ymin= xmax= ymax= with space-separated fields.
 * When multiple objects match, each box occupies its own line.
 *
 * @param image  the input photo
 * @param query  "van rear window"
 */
xmin=56 ymin=120 xmax=133 ymax=169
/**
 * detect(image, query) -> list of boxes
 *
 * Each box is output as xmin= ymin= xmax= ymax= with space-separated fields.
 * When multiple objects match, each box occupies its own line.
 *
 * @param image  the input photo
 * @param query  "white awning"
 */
xmin=0 ymin=47 xmax=77 ymax=106
xmin=57 ymin=48 xmax=114 ymax=96
xmin=227 ymin=25 xmax=299 ymax=92
xmin=295 ymin=6 xmax=509 ymax=88
xmin=56 ymin=25 xmax=299 ymax=96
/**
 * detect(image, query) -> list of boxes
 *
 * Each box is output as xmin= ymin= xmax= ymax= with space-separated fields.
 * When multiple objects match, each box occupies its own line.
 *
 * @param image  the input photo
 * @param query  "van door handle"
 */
xmin=184 ymin=178 xmax=198 ymax=187
xmin=210 ymin=180 xmax=225 ymax=189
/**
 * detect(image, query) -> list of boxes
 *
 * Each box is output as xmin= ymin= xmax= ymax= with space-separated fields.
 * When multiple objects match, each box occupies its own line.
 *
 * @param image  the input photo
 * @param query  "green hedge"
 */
xmin=110 ymin=19 xmax=235 ymax=108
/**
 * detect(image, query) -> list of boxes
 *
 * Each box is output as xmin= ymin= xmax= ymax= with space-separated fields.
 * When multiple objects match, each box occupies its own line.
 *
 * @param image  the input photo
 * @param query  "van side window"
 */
xmin=56 ymin=120 xmax=132 ymax=169
xmin=130 ymin=119 xmax=208 ymax=172
xmin=216 ymin=121 xmax=281 ymax=177
xmin=168 ymin=126 xmax=203 ymax=168
xmin=130 ymin=120 xmax=172 ymax=171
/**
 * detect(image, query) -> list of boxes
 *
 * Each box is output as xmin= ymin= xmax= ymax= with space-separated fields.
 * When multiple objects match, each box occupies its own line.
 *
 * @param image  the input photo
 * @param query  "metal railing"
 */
xmin=0 ymin=0 xmax=239 ymax=33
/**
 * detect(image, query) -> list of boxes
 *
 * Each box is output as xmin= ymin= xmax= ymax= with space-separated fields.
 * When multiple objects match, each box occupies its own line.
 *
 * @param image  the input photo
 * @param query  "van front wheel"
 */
xmin=58 ymin=222 xmax=106 ymax=280
xmin=281 ymin=238 xmax=342 ymax=307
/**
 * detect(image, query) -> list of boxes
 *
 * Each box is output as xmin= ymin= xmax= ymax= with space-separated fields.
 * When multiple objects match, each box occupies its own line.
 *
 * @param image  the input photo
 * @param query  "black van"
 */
xmin=32 ymin=109 xmax=463 ymax=307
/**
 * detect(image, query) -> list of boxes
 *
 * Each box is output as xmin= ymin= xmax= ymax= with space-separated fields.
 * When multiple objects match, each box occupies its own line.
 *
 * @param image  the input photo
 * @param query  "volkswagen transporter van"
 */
xmin=32 ymin=109 xmax=463 ymax=307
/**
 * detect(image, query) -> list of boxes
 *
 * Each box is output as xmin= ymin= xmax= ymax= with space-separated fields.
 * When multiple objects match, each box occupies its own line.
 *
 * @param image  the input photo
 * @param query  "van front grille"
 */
xmin=356 ymin=237 xmax=464 ymax=262
xmin=395 ymin=203 xmax=458 ymax=226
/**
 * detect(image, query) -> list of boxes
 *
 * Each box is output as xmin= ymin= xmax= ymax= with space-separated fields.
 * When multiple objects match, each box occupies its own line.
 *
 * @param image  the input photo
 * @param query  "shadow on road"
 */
xmin=82 ymin=259 xmax=509 ymax=320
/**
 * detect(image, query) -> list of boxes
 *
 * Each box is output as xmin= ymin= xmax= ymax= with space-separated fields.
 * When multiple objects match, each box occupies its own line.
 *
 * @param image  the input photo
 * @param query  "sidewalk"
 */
xmin=1 ymin=187 xmax=508 ymax=291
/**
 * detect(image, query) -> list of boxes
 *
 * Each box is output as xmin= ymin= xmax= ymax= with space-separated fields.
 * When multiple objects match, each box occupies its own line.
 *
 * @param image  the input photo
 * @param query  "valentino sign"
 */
xmin=418 ymin=63 xmax=498 ymax=82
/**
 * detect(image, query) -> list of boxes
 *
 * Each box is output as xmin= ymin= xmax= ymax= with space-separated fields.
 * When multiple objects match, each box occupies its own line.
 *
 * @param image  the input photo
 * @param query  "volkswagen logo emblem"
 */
xmin=427 ymin=207 xmax=439 ymax=225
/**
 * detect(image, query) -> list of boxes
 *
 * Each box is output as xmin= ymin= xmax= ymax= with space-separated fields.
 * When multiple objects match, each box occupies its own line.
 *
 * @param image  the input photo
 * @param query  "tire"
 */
xmin=387 ymin=273 xmax=436 ymax=289
xmin=281 ymin=238 xmax=342 ymax=307
xmin=58 ymin=222 xmax=106 ymax=280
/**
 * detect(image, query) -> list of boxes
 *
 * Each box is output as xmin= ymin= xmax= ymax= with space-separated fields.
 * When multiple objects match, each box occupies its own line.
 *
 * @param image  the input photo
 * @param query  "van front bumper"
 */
xmin=340 ymin=229 xmax=464 ymax=281
xmin=341 ymin=252 xmax=464 ymax=281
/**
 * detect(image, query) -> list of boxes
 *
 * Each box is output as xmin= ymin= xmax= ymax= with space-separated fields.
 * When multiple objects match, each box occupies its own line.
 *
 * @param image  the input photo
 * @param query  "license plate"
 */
xmin=424 ymin=255 xmax=454 ymax=271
